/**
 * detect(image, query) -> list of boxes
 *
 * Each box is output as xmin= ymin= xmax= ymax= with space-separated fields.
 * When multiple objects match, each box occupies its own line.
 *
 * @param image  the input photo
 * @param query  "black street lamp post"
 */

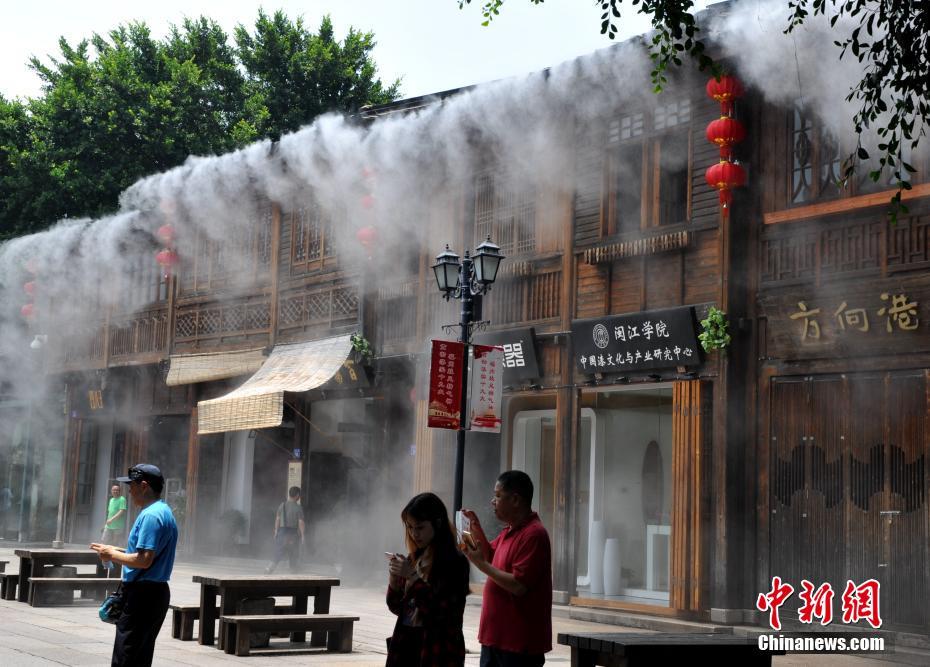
xmin=432 ymin=237 xmax=504 ymax=512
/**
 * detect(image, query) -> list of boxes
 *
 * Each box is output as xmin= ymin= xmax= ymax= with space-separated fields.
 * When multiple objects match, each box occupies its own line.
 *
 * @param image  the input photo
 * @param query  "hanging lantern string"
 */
xmin=704 ymin=74 xmax=747 ymax=217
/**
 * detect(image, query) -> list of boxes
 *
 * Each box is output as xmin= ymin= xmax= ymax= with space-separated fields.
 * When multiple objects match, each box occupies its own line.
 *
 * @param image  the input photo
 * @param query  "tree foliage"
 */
xmin=0 ymin=12 xmax=400 ymax=238
xmin=459 ymin=0 xmax=928 ymax=221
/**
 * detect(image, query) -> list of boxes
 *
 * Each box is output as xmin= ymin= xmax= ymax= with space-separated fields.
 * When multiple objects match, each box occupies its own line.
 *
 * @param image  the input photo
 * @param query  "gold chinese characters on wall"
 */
xmin=789 ymin=293 xmax=919 ymax=342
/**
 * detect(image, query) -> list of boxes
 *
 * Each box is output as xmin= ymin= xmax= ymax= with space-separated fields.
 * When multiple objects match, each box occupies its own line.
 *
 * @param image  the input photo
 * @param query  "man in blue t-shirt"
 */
xmin=91 ymin=463 xmax=178 ymax=667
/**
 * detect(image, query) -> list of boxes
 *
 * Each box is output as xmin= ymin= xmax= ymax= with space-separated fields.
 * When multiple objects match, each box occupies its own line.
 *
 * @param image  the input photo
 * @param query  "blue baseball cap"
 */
xmin=116 ymin=464 xmax=164 ymax=492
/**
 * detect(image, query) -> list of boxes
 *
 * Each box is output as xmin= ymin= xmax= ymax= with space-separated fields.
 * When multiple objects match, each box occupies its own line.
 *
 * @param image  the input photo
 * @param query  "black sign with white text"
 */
xmin=473 ymin=327 xmax=540 ymax=383
xmin=571 ymin=307 xmax=701 ymax=373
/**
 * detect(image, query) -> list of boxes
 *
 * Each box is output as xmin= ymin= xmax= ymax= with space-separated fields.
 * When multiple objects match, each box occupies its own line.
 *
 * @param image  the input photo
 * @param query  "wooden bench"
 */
xmin=221 ymin=614 xmax=359 ymax=657
xmin=28 ymin=577 xmax=120 ymax=607
xmin=0 ymin=572 xmax=17 ymax=600
xmin=171 ymin=604 xmax=215 ymax=641
xmin=171 ymin=603 xmax=296 ymax=641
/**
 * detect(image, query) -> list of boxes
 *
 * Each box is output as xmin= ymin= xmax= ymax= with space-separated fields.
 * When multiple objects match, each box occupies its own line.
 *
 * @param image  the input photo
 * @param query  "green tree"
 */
xmin=0 ymin=11 xmax=400 ymax=236
xmin=459 ymin=0 xmax=929 ymax=219
xmin=236 ymin=11 xmax=401 ymax=139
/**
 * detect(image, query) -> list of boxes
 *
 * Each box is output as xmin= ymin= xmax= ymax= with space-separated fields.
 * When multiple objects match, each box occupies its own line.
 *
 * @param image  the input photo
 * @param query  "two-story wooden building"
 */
xmin=8 ymin=9 xmax=927 ymax=636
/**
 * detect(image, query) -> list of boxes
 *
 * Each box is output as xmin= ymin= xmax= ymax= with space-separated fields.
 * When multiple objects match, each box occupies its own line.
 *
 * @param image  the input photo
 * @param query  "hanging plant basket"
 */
xmin=698 ymin=306 xmax=731 ymax=353
xmin=350 ymin=333 xmax=374 ymax=365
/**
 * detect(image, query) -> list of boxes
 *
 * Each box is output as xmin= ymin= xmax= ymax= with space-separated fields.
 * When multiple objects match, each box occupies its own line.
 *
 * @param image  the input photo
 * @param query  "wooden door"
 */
xmin=769 ymin=371 xmax=929 ymax=630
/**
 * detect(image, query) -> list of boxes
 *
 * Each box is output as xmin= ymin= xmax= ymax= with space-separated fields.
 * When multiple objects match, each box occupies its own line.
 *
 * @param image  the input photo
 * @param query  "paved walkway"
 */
xmin=0 ymin=546 xmax=915 ymax=666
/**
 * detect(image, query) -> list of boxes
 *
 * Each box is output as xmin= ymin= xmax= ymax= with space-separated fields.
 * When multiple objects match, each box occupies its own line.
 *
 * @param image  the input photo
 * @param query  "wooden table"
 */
xmin=557 ymin=632 xmax=782 ymax=667
xmin=191 ymin=574 xmax=340 ymax=649
xmin=14 ymin=549 xmax=119 ymax=604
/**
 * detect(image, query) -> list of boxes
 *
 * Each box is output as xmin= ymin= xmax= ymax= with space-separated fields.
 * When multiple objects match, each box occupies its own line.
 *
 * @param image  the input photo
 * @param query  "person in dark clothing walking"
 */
xmin=91 ymin=463 xmax=178 ymax=667
xmin=266 ymin=486 xmax=305 ymax=573
xmin=385 ymin=492 xmax=470 ymax=667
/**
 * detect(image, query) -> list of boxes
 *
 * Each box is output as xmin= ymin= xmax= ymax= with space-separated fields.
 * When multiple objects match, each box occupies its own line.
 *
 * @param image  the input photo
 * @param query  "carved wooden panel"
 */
xmin=175 ymin=298 xmax=271 ymax=342
xmin=819 ymin=221 xmax=883 ymax=276
xmin=277 ymin=285 xmax=358 ymax=333
xmin=760 ymin=229 xmax=819 ymax=286
xmin=60 ymin=323 xmax=107 ymax=368
xmin=109 ymin=308 xmax=170 ymax=360
xmin=888 ymin=214 xmax=930 ymax=272
xmin=762 ymin=213 xmax=930 ymax=288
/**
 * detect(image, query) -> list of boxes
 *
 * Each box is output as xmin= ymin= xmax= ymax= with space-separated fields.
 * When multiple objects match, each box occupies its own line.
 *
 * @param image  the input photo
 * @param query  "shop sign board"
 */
xmin=473 ymin=327 xmax=540 ymax=384
xmin=571 ymin=307 xmax=701 ymax=373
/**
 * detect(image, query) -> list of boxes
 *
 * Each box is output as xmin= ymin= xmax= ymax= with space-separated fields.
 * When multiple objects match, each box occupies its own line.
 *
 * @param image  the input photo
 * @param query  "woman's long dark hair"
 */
xmin=401 ymin=492 xmax=469 ymax=597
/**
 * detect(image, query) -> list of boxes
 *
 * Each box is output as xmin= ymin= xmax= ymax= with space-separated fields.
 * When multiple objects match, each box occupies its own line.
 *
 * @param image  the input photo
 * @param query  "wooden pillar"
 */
xmin=553 ymin=183 xmax=578 ymax=597
xmin=268 ymin=203 xmax=282 ymax=347
xmin=183 ymin=406 xmax=200 ymax=554
xmin=670 ymin=380 xmax=712 ymax=611
xmin=413 ymin=400 xmax=434 ymax=494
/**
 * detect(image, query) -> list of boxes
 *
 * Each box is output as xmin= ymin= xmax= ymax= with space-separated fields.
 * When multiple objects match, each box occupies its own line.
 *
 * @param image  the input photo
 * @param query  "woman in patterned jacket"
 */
xmin=386 ymin=492 xmax=470 ymax=666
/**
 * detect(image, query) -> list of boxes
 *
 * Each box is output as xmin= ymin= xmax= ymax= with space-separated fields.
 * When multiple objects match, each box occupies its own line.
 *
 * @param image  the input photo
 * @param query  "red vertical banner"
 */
xmin=428 ymin=339 xmax=465 ymax=430
xmin=469 ymin=344 xmax=504 ymax=433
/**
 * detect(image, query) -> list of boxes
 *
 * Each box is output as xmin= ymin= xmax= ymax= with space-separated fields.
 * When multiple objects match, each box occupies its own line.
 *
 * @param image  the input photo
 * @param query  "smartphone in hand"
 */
xmin=461 ymin=530 xmax=477 ymax=550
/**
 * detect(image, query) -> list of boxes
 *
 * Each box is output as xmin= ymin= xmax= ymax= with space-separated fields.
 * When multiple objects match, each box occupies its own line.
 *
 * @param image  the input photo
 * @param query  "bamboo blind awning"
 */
xmin=166 ymin=348 xmax=268 ymax=386
xmin=197 ymin=334 xmax=353 ymax=435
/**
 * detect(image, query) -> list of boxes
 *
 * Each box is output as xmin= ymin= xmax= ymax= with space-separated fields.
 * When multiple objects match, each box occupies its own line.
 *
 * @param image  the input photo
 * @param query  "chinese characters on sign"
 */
xmin=571 ymin=307 xmax=702 ymax=373
xmin=468 ymin=345 xmax=503 ymax=433
xmin=427 ymin=340 xmax=464 ymax=430
xmin=790 ymin=293 xmax=920 ymax=342
xmin=756 ymin=577 xmax=882 ymax=631
xmin=473 ymin=327 xmax=540 ymax=383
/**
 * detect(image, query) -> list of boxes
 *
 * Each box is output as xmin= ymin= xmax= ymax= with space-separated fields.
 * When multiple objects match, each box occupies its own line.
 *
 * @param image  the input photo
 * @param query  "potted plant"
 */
xmin=698 ymin=306 xmax=731 ymax=353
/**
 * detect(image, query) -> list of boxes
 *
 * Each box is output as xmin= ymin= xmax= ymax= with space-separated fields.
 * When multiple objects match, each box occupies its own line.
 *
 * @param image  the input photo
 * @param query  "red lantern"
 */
xmin=155 ymin=248 xmax=179 ymax=269
xmin=705 ymin=161 xmax=747 ymax=212
xmin=23 ymin=281 xmax=36 ymax=297
xmin=20 ymin=303 xmax=35 ymax=320
xmin=356 ymin=225 xmax=378 ymax=250
xmin=361 ymin=167 xmax=375 ymax=180
xmin=156 ymin=223 xmax=176 ymax=245
xmin=361 ymin=194 xmax=375 ymax=210
xmin=706 ymin=116 xmax=746 ymax=161
xmin=706 ymin=75 xmax=744 ymax=116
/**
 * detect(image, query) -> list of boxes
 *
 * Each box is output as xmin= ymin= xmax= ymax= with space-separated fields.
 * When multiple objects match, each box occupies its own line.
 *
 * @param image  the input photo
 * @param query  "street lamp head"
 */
xmin=432 ymin=245 xmax=461 ymax=295
xmin=473 ymin=236 xmax=504 ymax=285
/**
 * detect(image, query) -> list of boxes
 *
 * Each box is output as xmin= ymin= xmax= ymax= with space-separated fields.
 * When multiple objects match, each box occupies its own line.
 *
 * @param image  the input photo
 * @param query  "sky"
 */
xmin=0 ymin=0 xmax=676 ymax=102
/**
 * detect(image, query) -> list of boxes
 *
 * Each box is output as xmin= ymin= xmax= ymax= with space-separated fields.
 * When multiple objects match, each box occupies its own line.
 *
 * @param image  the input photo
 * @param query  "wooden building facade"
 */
xmin=41 ymin=57 xmax=930 ymax=634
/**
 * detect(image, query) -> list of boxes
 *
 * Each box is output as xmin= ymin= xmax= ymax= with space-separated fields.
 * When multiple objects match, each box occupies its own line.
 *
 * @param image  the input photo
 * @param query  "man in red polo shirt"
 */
xmin=463 ymin=470 xmax=552 ymax=667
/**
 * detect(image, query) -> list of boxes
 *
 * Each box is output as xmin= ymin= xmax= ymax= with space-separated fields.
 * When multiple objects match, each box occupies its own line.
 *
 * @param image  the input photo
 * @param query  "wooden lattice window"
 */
xmin=474 ymin=171 xmax=536 ymax=256
xmin=787 ymin=100 xmax=919 ymax=206
xmin=290 ymin=203 xmax=336 ymax=269
xmin=182 ymin=200 xmax=273 ymax=292
xmin=605 ymin=98 xmax=692 ymax=235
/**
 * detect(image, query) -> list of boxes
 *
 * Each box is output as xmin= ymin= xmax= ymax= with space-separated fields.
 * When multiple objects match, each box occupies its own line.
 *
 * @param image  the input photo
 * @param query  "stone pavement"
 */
xmin=0 ymin=546 xmax=918 ymax=666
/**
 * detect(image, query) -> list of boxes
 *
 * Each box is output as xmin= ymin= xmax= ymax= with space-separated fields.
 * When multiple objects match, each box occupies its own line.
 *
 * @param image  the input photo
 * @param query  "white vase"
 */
xmin=588 ymin=520 xmax=606 ymax=595
xmin=603 ymin=538 xmax=622 ymax=596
